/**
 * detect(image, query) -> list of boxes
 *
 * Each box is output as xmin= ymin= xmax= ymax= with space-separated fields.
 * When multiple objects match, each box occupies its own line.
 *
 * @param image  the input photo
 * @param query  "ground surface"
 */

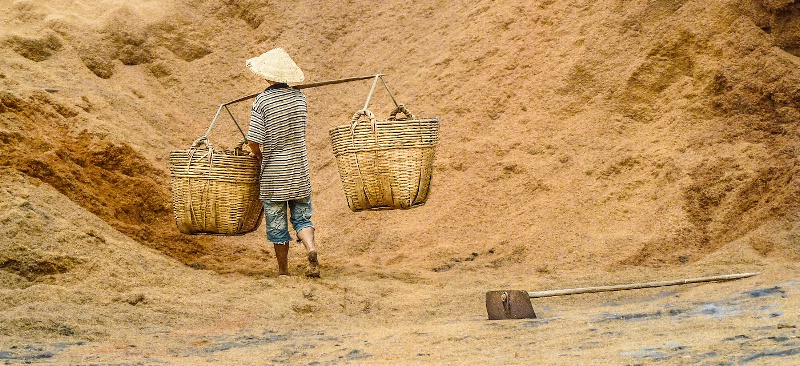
xmin=1 ymin=0 xmax=800 ymax=364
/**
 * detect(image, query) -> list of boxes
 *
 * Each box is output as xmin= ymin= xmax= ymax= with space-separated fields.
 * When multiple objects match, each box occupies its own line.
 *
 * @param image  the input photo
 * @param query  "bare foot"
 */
xmin=306 ymin=250 xmax=320 ymax=278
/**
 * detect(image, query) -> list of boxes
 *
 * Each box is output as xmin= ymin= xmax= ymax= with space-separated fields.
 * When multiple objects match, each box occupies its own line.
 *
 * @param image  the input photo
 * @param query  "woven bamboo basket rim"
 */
xmin=169 ymin=153 xmax=260 ymax=182
xmin=169 ymin=135 xmax=260 ymax=181
xmin=329 ymin=113 xmax=439 ymax=156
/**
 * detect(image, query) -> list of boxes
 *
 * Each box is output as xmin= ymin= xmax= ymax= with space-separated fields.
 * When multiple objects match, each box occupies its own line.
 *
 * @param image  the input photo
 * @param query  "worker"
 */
xmin=245 ymin=48 xmax=319 ymax=278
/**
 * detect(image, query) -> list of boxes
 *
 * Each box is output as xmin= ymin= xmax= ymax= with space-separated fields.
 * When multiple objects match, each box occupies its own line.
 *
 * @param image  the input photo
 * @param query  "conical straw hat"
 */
xmin=245 ymin=48 xmax=305 ymax=83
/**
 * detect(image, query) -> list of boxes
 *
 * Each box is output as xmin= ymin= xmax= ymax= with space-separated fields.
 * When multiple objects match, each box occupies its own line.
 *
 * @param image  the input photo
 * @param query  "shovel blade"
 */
xmin=486 ymin=290 xmax=536 ymax=320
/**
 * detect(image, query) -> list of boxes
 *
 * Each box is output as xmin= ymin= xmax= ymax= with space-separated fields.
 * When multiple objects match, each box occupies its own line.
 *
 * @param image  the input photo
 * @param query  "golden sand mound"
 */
xmin=0 ymin=0 xmax=799 ymax=363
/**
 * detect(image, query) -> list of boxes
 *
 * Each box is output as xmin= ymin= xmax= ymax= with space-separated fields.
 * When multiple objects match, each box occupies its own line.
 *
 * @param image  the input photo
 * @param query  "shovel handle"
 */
xmin=527 ymin=272 xmax=760 ymax=298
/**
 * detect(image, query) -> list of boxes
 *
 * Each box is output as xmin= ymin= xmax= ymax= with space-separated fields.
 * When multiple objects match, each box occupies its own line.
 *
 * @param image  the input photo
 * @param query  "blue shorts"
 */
xmin=263 ymin=196 xmax=314 ymax=245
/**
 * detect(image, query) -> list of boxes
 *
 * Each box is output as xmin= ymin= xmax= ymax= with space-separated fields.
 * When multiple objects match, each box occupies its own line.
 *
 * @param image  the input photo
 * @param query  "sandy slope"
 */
xmin=1 ymin=168 xmax=798 ymax=364
xmin=1 ymin=0 xmax=800 ymax=364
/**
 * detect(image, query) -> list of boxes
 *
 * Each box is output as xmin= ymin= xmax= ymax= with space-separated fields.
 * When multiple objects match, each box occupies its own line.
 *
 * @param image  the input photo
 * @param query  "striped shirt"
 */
xmin=246 ymin=83 xmax=312 ymax=201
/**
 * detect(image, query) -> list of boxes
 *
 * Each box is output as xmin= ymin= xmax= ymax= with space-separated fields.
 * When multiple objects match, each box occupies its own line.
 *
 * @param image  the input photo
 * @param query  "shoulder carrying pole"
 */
xmin=201 ymin=73 xmax=383 ymax=143
xmin=221 ymin=73 xmax=383 ymax=107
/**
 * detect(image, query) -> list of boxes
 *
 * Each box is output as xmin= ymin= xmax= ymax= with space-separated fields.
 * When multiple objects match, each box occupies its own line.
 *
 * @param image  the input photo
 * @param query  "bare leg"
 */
xmin=297 ymin=227 xmax=319 ymax=278
xmin=274 ymin=243 xmax=290 ymax=276
xmin=297 ymin=227 xmax=316 ymax=252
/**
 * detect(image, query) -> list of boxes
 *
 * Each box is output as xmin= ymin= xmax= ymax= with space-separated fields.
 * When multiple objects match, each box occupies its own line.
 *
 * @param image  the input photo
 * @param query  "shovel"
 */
xmin=486 ymin=272 xmax=760 ymax=320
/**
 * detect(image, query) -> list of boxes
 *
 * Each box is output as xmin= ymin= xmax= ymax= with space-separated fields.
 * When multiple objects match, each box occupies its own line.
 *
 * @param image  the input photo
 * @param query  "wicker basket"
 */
xmin=330 ymin=105 xmax=439 ymax=211
xmin=169 ymin=138 xmax=263 ymax=235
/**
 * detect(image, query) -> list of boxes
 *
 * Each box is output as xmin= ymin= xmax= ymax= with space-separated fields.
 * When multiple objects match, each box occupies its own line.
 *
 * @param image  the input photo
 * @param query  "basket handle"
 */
xmin=348 ymin=109 xmax=378 ymax=147
xmin=350 ymin=109 xmax=377 ymax=125
xmin=187 ymin=136 xmax=214 ymax=167
xmin=387 ymin=104 xmax=415 ymax=121
xmin=233 ymin=138 xmax=249 ymax=155
xmin=189 ymin=133 xmax=250 ymax=156
xmin=349 ymin=109 xmax=377 ymax=133
xmin=191 ymin=136 xmax=213 ymax=150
